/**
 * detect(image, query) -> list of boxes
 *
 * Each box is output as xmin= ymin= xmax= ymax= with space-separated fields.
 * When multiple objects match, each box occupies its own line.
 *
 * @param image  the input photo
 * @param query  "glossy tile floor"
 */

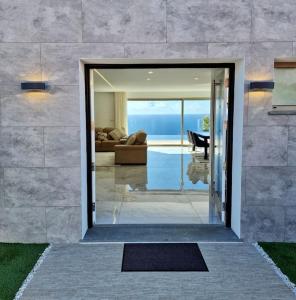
xmin=95 ymin=146 xmax=221 ymax=225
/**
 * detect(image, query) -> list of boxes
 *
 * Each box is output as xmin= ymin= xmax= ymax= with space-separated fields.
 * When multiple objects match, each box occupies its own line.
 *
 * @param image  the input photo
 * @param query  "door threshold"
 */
xmin=82 ymin=224 xmax=240 ymax=243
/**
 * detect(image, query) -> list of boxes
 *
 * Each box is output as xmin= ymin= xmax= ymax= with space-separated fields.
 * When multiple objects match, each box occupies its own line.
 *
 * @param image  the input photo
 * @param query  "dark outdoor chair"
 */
xmin=191 ymin=132 xmax=210 ymax=160
xmin=187 ymin=130 xmax=194 ymax=150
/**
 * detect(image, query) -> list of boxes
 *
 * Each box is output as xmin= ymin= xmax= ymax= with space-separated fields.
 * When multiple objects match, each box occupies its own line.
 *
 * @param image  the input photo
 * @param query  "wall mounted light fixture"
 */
xmin=21 ymin=81 xmax=48 ymax=91
xmin=249 ymin=81 xmax=274 ymax=91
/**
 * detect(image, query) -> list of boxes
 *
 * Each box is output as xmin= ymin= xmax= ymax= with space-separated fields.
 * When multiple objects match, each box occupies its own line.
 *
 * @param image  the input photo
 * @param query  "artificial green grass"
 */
xmin=259 ymin=242 xmax=296 ymax=285
xmin=0 ymin=243 xmax=48 ymax=300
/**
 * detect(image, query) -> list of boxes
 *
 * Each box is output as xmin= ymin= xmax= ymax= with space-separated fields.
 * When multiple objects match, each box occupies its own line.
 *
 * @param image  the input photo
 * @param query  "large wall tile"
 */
xmin=246 ymin=167 xmax=296 ymax=206
xmin=252 ymin=0 xmax=296 ymax=41
xmin=0 ymin=43 xmax=41 ymax=84
xmin=285 ymin=207 xmax=296 ymax=241
xmin=0 ymin=168 xmax=3 ymax=207
xmin=0 ymin=207 xmax=46 ymax=242
xmin=3 ymin=168 xmax=80 ymax=207
xmin=44 ymin=127 xmax=80 ymax=167
xmin=41 ymin=43 xmax=124 ymax=85
xmin=0 ymin=127 xmax=44 ymax=167
xmin=167 ymin=0 xmax=251 ymax=43
xmin=82 ymin=0 xmax=166 ymax=43
xmin=0 ymin=0 xmax=82 ymax=42
xmin=241 ymin=206 xmax=285 ymax=241
xmin=1 ymin=86 xmax=80 ymax=127
xmin=124 ymin=43 xmax=208 ymax=58
xmin=288 ymin=115 xmax=296 ymax=126
xmin=46 ymin=207 xmax=81 ymax=242
xmin=288 ymin=126 xmax=296 ymax=166
xmin=246 ymin=42 xmax=293 ymax=80
xmin=293 ymin=42 xmax=296 ymax=56
xmin=248 ymin=92 xmax=289 ymax=126
xmin=244 ymin=126 xmax=288 ymax=166
xmin=246 ymin=43 xmax=292 ymax=126
xmin=208 ymin=43 xmax=251 ymax=59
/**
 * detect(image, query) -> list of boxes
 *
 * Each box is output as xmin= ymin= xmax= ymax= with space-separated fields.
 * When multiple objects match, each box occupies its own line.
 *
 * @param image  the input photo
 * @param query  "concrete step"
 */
xmin=82 ymin=224 xmax=241 ymax=243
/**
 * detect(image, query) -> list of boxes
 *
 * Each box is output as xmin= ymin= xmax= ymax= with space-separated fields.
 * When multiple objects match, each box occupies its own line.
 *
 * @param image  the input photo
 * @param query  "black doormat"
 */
xmin=121 ymin=243 xmax=208 ymax=272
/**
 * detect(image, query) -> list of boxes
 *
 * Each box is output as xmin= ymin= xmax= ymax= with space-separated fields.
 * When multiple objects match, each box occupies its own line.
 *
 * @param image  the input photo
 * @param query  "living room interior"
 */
xmin=90 ymin=67 xmax=228 ymax=225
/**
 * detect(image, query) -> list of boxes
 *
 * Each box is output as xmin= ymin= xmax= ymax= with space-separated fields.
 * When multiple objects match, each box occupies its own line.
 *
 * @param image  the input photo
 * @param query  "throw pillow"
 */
xmin=95 ymin=127 xmax=103 ymax=135
xmin=109 ymin=128 xmax=125 ymax=140
xmin=134 ymin=130 xmax=147 ymax=145
xmin=126 ymin=134 xmax=137 ymax=145
xmin=103 ymin=127 xmax=115 ymax=134
xmin=96 ymin=132 xmax=108 ymax=141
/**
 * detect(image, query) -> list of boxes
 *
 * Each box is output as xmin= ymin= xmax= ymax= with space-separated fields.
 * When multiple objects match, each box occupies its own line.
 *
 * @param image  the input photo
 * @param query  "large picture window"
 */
xmin=128 ymin=99 xmax=210 ymax=145
xmin=273 ymin=62 xmax=296 ymax=107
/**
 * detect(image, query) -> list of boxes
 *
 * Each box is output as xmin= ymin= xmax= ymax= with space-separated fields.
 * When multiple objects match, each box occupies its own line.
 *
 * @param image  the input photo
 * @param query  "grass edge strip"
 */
xmin=13 ymin=244 xmax=52 ymax=300
xmin=253 ymin=242 xmax=296 ymax=297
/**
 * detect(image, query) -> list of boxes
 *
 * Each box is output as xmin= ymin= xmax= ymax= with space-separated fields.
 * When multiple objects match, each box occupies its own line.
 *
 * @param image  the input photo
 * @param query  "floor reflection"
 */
xmin=146 ymin=147 xmax=209 ymax=191
xmin=95 ymin=146 xmax=221 ymax=225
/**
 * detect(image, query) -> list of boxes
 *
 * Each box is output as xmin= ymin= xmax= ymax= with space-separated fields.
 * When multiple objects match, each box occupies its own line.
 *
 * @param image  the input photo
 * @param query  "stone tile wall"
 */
xmin=0 ymin=0 xmax=295 ymax=242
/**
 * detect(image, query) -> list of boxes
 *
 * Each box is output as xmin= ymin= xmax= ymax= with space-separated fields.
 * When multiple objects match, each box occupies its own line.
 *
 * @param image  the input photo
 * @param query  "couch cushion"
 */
xmin=126 ymin=133 xmax=137 ymax=145
xmin=95 ymin=127 xmax=104 ymax=135
xmin=101 ymin=140 xmax=120 ymax=146
xmin=135 ymin=131 xmax=147 ymax=145
xmin=96 ymin=132 xmax=108 ymax=141
xmin=109 ymin=128 xmax=125 ymax=140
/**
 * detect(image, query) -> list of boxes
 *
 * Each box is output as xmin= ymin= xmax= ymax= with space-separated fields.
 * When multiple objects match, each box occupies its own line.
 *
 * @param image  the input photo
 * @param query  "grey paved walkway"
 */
xmin=22 ymin=243 xmax=295 ymax=300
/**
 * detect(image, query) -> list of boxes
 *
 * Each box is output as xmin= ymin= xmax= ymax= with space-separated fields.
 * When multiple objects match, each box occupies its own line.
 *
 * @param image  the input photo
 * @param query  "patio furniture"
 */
xmin=187 ymin=130 xmax=194 ymax=151
xmin=191 ymin=132 xmax=210 ymax=160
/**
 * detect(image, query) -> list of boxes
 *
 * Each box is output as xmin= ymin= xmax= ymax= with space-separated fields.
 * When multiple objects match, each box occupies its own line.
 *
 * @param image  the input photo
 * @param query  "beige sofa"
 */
xmin=115 ymin=144 xmax=147 ymax=165
xmin=96 ymin=140 xmax=123 ymax=152
xmin=95 ymin=127 xmax=126 ymax=152
xmin=95 ymin=127 xmax=148 ymax=164
xmin=115 ymin=130 xmax=147 ymax=165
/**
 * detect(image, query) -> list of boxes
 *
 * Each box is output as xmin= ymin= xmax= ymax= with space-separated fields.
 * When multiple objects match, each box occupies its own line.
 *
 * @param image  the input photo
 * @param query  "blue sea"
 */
xmin=128 ymin=114 xmax=209 ymax=141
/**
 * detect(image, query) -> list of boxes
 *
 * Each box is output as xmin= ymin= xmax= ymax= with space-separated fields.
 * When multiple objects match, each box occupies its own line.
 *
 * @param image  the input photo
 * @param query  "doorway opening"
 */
xmin=84 ymin=64 xmax=234 ymax=232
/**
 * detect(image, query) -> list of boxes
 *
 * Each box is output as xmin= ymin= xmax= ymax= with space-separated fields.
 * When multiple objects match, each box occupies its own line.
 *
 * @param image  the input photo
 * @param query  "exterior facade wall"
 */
xmin=0 ymin=0 xmax=295 ymax=242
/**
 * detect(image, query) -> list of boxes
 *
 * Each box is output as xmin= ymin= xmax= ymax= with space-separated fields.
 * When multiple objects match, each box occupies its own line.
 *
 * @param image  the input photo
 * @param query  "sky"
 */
xmin=128 ymin=100 xmax=210 ymax=115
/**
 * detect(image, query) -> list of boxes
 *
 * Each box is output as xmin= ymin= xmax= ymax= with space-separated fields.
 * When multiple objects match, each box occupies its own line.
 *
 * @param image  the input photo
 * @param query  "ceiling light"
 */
xmin=146 ymin=78 xmax=151 ymax=81
xmin=194 ymin=77 xmax=199 ymax=80
xmin=148 ymin=71 xmax=154 ymax=74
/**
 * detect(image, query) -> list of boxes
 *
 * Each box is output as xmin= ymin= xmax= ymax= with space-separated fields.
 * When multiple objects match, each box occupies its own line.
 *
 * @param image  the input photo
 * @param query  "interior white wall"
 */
xmin=94 ymin=92 xmax=115 ymax=127
xmin=231 ymin=60 xmax=245 ymax=238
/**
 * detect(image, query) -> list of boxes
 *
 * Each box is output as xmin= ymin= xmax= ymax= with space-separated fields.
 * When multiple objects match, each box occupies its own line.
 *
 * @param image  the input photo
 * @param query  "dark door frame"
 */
xmin=84 ymin=63 xmax=235 ymax=229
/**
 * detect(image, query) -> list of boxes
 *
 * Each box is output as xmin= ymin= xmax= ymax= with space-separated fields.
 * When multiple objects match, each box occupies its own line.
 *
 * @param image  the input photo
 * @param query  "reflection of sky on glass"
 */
xmin=128 ymin=100 xmax=210 ymax=115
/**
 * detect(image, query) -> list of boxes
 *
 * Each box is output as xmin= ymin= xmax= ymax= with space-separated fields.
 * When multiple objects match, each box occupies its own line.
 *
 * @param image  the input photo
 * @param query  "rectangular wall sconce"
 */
xmin=21 ymin=81 xmax=48 ymax=91
xmin=249 ymin=81 xmax=274 ymax=91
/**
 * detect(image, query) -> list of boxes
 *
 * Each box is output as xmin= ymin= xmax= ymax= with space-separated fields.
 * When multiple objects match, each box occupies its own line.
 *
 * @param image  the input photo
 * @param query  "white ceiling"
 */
xmin=93 ymin=68 xmax=212 ymax=94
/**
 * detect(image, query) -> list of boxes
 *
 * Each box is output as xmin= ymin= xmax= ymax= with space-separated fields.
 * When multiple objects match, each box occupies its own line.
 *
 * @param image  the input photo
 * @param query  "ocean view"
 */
xmin=128 ymin=114 xmax=209 ymax=141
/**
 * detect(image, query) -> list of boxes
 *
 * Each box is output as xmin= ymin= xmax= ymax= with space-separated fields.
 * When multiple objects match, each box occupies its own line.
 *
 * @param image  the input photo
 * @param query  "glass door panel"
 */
xmin=210 ymin=69 xmax=228 ymax=224
xmin=183 ymin=100 xmax=211 ymax=144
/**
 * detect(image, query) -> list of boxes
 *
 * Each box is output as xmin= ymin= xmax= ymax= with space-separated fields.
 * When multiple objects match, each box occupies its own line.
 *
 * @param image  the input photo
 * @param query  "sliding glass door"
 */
xmin=183 ymin=99 xmax=211 ymax=144
xmin=128 ymin=99 xmax=210 ymax=145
